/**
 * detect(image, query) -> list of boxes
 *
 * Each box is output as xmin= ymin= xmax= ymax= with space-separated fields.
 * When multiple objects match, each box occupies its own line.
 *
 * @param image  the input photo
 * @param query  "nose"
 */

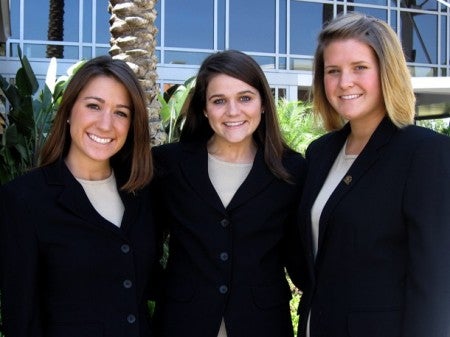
xmin=339 ymin=70 xmax=355 ymax=89
xmin=226 ymin=100 xmax=239 ymax=116
xmin=97 ymin=110 xmax=113 ymax=130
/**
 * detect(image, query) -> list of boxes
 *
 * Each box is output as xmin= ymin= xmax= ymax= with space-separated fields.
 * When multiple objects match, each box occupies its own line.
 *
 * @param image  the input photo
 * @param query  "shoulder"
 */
xmin=282 ymin=148 xmax=307 ymax=173
xmin=151 ymin=141 xmax=204 ymax=177
xmin=306 ymin=129 xmax=342 ymax=156
xmin=399 ymin=124 xmax=449 ymax=146
xmin=0 ymin=167 xmax=47 ymax=209
xmin=390 ymin=125 xmax=450 ymax=162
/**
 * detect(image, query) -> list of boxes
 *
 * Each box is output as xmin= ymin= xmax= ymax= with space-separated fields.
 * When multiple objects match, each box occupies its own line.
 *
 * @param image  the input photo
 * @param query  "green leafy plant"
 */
xmin=158 ymin=76 xmax=196 ymax=143
xmin=277 ymin=99 xmax=325 ymax=155
xmin=416 ymin=118 xmax=450 ymax=136
xmin=0 ymin=48 xmax=82 ymax=184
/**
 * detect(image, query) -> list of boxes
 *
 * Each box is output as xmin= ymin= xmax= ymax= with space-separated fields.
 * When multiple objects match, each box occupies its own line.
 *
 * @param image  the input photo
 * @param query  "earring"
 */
xmin=67 ymin=119 xmax=70 ymax=124
xmin=261 ymin=110 xmax=265 ymax=114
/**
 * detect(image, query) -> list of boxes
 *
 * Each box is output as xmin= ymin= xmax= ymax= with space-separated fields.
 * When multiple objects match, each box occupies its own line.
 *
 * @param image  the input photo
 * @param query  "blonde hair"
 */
xmin=312 ymin=12 xmax=416 ymax=131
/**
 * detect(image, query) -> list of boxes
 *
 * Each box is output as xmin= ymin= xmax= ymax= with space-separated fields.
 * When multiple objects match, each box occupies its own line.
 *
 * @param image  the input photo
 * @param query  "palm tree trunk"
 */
xmin=109 ymin=0 xmax=166 ymax=145
xmin=46 ymin=0 xmax=64 ymax=58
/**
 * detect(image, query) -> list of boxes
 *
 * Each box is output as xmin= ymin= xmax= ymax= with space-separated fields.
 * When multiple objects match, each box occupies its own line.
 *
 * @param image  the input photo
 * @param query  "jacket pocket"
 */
xmin=347 ymin=308 xmax=402 ymax=337
xmin=251 ymin=282 xmax=292 ymax=309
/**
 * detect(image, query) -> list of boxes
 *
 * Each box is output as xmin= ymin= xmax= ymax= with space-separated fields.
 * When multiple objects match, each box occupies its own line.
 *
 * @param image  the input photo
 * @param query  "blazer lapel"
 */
xmin=227 ymin=148 xmax=275 ymax=211
xmin=44 ymin=160 xmax=124 ymax=235
xmin=301 ymin=127 xmax=348 ymax=277
xmin=178 ymin=144 xmax=275 ymax=212
xmin=117 ymin=173 xmax=141 ymax=234
xmin=316 ymin=117 xmax=397 ymax=259
xmin=179 ymin=142 xmax=225 ymax=212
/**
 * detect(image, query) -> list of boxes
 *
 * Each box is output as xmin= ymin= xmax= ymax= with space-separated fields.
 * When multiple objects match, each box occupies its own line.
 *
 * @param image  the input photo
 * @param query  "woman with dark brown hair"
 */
xmin=0 ymin=55 xmax=159 ymax=337
xmin=153 ymin=50 xmax=307 ymax=337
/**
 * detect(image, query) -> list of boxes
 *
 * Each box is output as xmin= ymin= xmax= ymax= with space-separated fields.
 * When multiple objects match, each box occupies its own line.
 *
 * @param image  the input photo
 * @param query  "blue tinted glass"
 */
xmin=155 ymin=1 xmax=161 ymax=46
xmin=10 ymin=0 xmax=20 ymax=39
xmin=280 ymin=0 xmax=287 ymax=54
xmin=165 ymin=0 xmax=214 ymax=48
xmin=95 ymin=0 xmax=110 ymax=44
xmin=217 ymin=0 xmax=226 ymax=50
xmin=229 ymin=0 xmax=276 ymax=53
xmin=409 ymin=13 xmax=438 ymax=63
xmin=290 ymin=1 xmax=323 ymax=55
xmin=64 ymin=2 xmax=80 ymax=42
xmin=24 ymin=0 xmax=49 ymax=39
xmin=441 ymin=16 xmax=447 ymax=65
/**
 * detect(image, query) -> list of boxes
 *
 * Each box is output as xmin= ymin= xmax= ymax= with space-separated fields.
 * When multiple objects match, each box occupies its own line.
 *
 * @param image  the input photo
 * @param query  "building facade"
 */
xmin=1 ymin=0 xmax=449 ymax=118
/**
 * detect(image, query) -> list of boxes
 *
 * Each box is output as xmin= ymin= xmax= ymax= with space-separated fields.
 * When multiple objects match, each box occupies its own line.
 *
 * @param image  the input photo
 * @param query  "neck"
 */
xmin=207 ymin=137 xmax=257 ymax=164
xmin=346 ymin=114 xmax=385 ymax=155
xmin=65 ymin=157 xmax=112 ymax=181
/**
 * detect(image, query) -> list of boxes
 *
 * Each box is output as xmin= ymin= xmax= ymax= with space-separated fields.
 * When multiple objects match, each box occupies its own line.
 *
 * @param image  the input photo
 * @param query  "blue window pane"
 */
xmin=217 ymin=0 xmax=226 ymax=50
xmin=251 ymin=56 xmax=276 ymax=70
xmin=23 ymin=0 xmax=80 ymax=43
xmin=352 ymin=0 xmax=388 ymax=5
xmin=24 ymin=0 xmax=50 ymax=40
xmin=95 ymin=1 xmax=111 ymax=44
xmin=279 ymin=0 xmax=287 ymax=54
xmin=22 ymin=43 xmax=79 ymax=59
xmin=83 ymin=0 xmax=94 ymax=43
xmin=155 ymin=1 xmax=161 ymax=46
xmin=290 ymin=2 xmax=324 ymax=55
xmin=229 ymin=0 xmax=276 ymax=53
xmin=441 ymin=16 xmax=447 ymax=65
xmin=404 ymin=13 xmax=438 ymax=64
xmin=165 ymin=0 xmax=214 ymax=49
xmin=96 ymin=47 xmax=110 ymax=57
xmin=64 ymin=2 xmax=80 ymax=42
xmin=165 ymin=51 xmax=211 ymax=65
xmin=10 ymin=1 xmax=20 ymax=39
xmin=352 ymin=7 xmax=388 ymax=21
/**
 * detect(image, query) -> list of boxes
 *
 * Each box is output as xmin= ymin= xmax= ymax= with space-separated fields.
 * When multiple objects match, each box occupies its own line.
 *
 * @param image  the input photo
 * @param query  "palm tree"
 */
xmin=108 ymin=0 xmax=166 ymax=145
xmin=46 ymin=0 xmax=64 ymax=58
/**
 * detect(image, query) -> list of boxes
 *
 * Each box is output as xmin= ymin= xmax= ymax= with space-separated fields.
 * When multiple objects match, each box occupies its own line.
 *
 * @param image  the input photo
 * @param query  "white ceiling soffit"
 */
xmin=411 ymin=77 xmax=450 ymax=94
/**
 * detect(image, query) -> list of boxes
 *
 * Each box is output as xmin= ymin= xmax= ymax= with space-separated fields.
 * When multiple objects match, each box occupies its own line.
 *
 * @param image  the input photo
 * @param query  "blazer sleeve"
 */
xmin=0 ymin=185 xmax=43 ymax=337
xmin=402 ymin=133 xmax=450 ymax=337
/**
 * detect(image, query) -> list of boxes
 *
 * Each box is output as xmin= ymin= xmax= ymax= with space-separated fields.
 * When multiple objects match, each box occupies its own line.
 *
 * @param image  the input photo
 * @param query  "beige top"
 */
xmin=208 ymin=153 xmax=253 ymax=208
xmin=77 ymin=171 xmax=124 ymax=227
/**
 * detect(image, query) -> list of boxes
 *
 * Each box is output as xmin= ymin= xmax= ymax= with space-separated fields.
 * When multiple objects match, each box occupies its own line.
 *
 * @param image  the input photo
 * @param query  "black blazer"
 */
xmin=0 ymin=160 xmax=159 ymax=337
xmin=297 ymin=117 xmax=450 ymax=337
xmin=152 ymin=141 xmax=307 ymax=337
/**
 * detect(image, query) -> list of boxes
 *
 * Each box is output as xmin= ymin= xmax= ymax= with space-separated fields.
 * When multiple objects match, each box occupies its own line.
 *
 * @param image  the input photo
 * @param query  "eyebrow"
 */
xmin=208 ymin=89 xmax=256 ymax=100
xmin=325 ymin=60 xmax=370 ymax=68
xmin=82 ymin=96 xmax=132 ymax=110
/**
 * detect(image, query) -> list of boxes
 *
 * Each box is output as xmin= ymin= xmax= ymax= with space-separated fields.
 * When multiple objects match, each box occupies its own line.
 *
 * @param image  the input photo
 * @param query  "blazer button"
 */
xmin=220 ymin=219 xmax=229 ymax=228
xmin=127 ymin=314 xmax=136 ymax=324
xmin=220 ymin=252 xmax=229 ymax=261
xmin=123 ymin=279 xmax=133 ymax=288
xmin=121 ymin=244 xmax=130 ymax=254
xmin=219 ymin=285 xmax=228 ymax=294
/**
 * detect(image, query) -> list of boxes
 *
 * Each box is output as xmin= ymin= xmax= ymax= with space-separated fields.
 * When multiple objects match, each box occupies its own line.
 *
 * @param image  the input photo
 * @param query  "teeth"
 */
xmin=224 ymin=121 xmax=245 ymax=127
xmin=341 ymin=94 xmax=361 ymax=100
xmin=89 ymin=133 xmax=112 ymax=144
